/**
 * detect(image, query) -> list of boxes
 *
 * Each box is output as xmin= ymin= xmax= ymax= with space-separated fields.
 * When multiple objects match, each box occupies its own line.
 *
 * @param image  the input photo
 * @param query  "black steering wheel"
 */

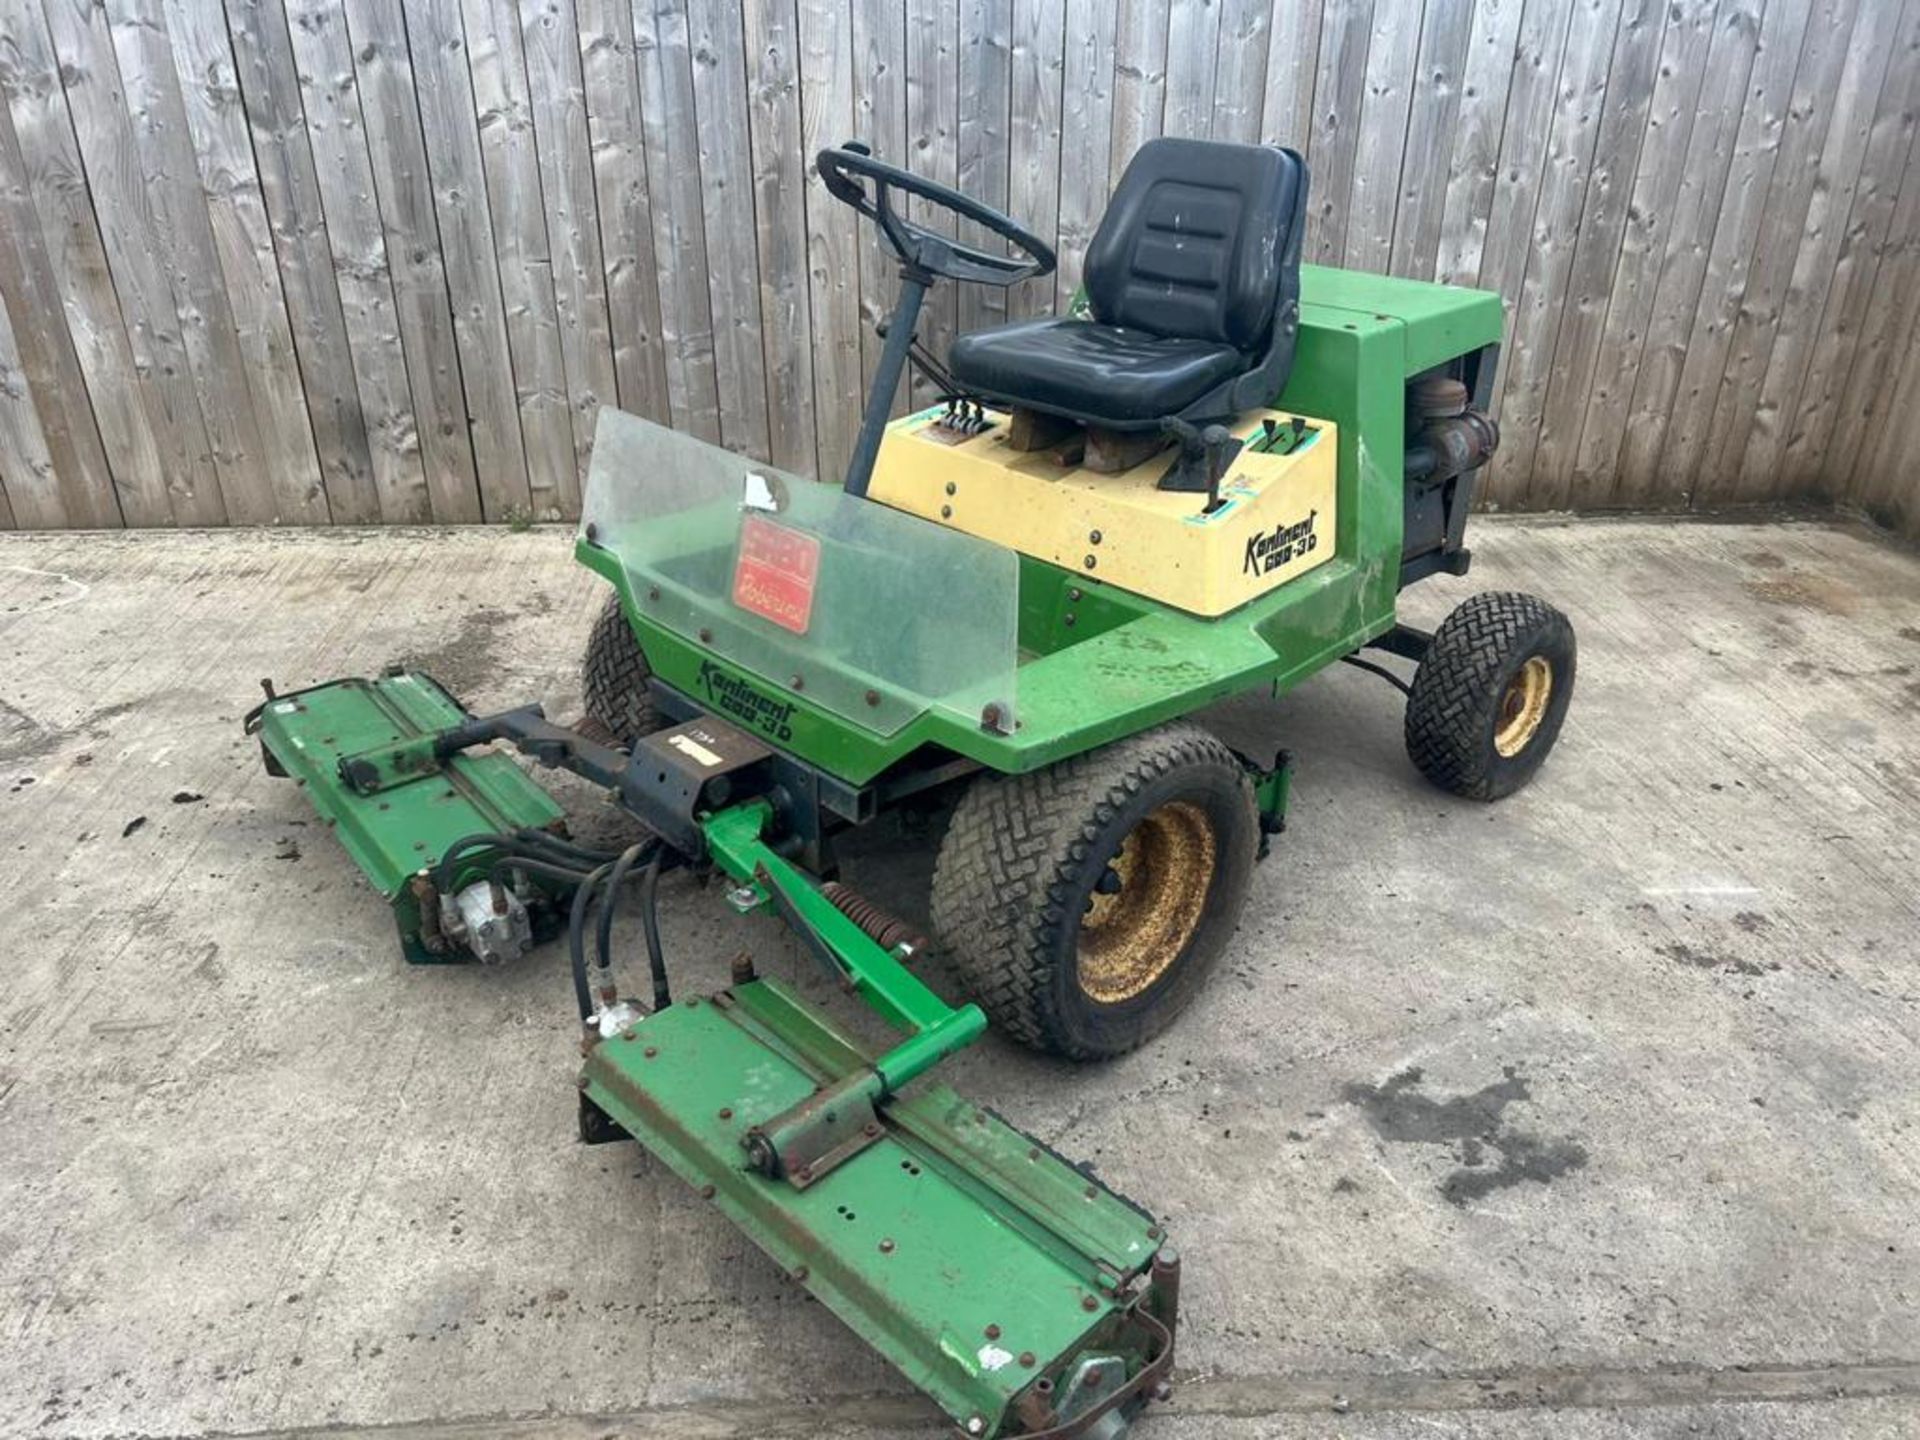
xmin=817 ymin=142 xmax=1056 ymax=287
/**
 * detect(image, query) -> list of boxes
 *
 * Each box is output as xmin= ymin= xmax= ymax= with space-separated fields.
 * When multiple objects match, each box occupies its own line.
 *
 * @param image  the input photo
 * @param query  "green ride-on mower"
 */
xmin=248 ymin=138 xmax=1574 ymax=1437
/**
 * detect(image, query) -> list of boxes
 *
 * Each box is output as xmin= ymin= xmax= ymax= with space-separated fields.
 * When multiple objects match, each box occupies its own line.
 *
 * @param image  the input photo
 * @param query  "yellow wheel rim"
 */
xmin=1494 ymin=655 xmax=1553 ymax=758
xmin=1077 ymin=801 xmax=1217 ymax=1004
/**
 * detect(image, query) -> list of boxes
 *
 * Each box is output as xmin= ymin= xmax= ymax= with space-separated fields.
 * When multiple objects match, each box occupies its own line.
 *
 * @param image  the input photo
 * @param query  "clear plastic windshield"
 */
xmin=580 ymin=409 xmax=1017 ymax=737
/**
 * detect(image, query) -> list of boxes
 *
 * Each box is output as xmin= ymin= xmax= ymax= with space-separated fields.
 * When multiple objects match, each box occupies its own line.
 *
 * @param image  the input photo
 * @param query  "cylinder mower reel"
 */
xmin=252 ymin=133 xmax=1579 ymax=1440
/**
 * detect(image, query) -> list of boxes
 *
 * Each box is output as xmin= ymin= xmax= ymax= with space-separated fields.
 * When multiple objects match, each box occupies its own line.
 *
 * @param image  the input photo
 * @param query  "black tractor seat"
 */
xmin=947 ymin=137 xmax=1309 ymax=433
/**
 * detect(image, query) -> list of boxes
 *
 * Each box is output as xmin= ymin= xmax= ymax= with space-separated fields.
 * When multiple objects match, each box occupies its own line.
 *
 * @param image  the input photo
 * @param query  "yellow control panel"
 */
xmin=869 ymin=405 xmax=1337 ymax=617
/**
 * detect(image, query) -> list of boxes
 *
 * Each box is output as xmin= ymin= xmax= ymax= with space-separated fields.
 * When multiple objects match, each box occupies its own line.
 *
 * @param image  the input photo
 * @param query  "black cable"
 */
xmin=569 ymin=858 xmax=616 ymax=1023
xmin=1340 ymin=653 xmax=1414 ymax=697
xmin=638 ymin=856 xmax=671 ymax=1012
xmin=594 ymin=841 xmax=654 ymax=985
xmin=487 ymin=856 xmax=597 ymax=890
xmin=518 ymin=829 xmax=620 ymax=865
xmin=438 ymin=828 xmax=617 ymax=891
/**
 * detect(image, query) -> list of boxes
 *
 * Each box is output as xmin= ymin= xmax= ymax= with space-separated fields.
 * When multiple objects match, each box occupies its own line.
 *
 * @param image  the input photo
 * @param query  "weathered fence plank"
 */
xmin=1341 ymin=0 xmax=1423 ymax=275
xmin=1008 ymin=0 xmax=1065 ymax=319
xmin=746 ymin=0 xmax=821 ymax=465
xmin=518 ymin=0 xmax=625 ymax=506
xmin=40 ymin=0 xmax=225 ymax=524
xmin=1523 ymin=0 xmax=1667 ymax=510
xmin=162 ymin=0 xmax=331 ymax=524
xmin=0 ymin=83 xmax=121 ymax=527
xmin=225 ymin=0 xmax=380 ymax=523
xmin=461 ymin=0 xmax=578 ymax=517
xmin=577 ymin=0 xmax=671 ymax=427
xmin=634 ymin=0 xmax=725 ymax=445
xmin=405 ymin=0 xmax=532 ymax=521
xmin=272 ymin=0 xmax=433 ymax=522
xmin=691 ymin=0 xmax=776 ymax=455
xmin=797 ymin=0 xmax=861 ymax=478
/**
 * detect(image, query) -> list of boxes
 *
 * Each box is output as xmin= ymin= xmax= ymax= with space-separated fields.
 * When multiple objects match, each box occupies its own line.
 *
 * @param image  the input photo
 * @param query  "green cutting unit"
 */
xmin=249 ymin=138 xmax=1575 ymax=1436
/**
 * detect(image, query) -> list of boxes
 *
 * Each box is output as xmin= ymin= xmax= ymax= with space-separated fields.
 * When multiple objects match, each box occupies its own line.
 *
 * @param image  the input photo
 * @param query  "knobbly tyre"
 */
xmin=248 ymin=137 xmax=1575 ymax=1437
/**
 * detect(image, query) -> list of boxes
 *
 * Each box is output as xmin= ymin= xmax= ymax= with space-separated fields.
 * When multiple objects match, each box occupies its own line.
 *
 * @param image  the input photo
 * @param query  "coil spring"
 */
xmin=820 ymin=881 xmax=929 ymax=956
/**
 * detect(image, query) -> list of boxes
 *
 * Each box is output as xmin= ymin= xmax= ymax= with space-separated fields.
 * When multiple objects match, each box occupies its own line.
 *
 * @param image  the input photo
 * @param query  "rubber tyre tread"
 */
xmin=581 ymin=592 xmax=660 ymax=745
xmin=931 ymin=720 xmax=1257 ymax=1060
xmin=1404 ymin=590 xmax=1575 ymax=801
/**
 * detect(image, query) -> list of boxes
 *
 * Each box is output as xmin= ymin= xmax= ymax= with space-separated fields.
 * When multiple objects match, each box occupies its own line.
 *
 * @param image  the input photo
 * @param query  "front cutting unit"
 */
xmin=249 ymin=136 xmax=1577 ymax=1437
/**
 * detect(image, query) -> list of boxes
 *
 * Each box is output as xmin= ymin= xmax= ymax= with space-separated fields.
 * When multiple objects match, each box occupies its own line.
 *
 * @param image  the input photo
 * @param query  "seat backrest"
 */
xmin=1083 ymin=138 xmax=1306 ymax=353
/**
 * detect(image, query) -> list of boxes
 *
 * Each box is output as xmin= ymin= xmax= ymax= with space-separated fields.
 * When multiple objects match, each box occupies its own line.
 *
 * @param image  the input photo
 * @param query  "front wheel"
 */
xmin=581 ymin=592 xmax=660 ymax=745
xmin=931 ymin=721 xmax=1258 ymax=1060
xmin=1404 ymin=590 xmax=1576 ymax=801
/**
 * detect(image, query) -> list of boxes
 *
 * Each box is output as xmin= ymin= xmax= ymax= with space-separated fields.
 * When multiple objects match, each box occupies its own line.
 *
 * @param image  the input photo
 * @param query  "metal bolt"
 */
xmin=1081 ymin=1294 xmax=1098 ymax=1312
xmin=1147 ymin=1224 xmax=1162 ymax=1239
xmin=794 ymin=1165 xmax=813 ymax=1183
xmin=699 ymin=1184 xmax=716 ymax=1200
xmin=791 ymin=1265 xmax=809 ymax=1281
xmin=864 ymin=688 xmax=880 ymax=707
xmin=940 ymin=504 xmax=952 ymax=518
xmin=790 ymin=674 xmax=804 ymax=691
xmin=1083 ymin=1184 xmax=1097 ymax=1199
xmin=647 ymin=585 xmax=660 ymax=601
xmin=945 ymin=481 xmax=957 ymax=495
xmin=718 ymin=1107 xmax=733 ymax=1120
xmin=620 ymin=1028 xmax=636 ymax=1042
xmin=1068 ymin=587 xmax=1082 ymax=601
xmin=685 ymin=996 xmax=700 ymax=1008
xmin=576 ymin=1075 xmax=590 ymax=1090
xmin=984 ymin=1324 xmax=1001 ymax=1340
xmin=1026 ymin=1147 xmax=1039 ymax=1161
xmin=1089 ymin=529 xmax=1102 ymax=544
xmin=1019 ymin=1350 xmax=1036 ymax=1367
xmin=863 ymin=1122 xmax=880 ymax=1138
xmin=698 ymin=627 xmax=713 ymax=643
xmin=966 ymin=1418 xmax=985 ymax=1436
xmin=1063 ymin=613 xmax=1076 ymax=627
xmin=1083 ymin=555 xmax=1097 ymax=569
xmin=643 ymin=1046 xmax=658 ymax=1059
xmin=584 ymin=522 xmax=599 ymax=544
xmin=879 ymin=1238 xmax=895 ymax=1254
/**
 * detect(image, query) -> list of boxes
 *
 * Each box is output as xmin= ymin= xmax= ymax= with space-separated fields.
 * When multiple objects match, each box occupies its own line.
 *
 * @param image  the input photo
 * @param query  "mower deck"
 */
xmin=581 ymin=977 xmax=1173 ymax=1436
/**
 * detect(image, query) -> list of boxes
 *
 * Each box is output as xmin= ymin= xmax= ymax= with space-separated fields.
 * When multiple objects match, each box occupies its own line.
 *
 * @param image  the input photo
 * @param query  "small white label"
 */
xmin=976 ymin=1344 xmax=1013 ymax=1372
xmin=667 ymin=733 xmax=724 ymax=768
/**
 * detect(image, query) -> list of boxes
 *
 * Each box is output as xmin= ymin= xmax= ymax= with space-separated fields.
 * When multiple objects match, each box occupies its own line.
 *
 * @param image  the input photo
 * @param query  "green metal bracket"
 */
xmin=1248 ymin=748 xmax=1293 ymax=860
xmin=701 ymin=801 xmax=987 ymax=1180
xmin=336 ymin=731 xmax=445 ymax=795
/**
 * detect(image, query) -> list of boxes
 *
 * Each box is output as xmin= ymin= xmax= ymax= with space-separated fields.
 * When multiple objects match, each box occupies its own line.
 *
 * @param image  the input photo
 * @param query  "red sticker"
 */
xmin=732 ymin=514 xmax=821 ymax=635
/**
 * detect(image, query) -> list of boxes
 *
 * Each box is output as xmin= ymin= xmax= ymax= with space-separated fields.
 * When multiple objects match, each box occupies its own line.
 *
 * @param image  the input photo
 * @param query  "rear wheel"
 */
xmin=932 ymin=721 xmax=1258 ymax=1060
xmin=581 ymin=592 xmax=660 ymax=745
xmin=1404 ymin=590 xmax=1576 ymax=801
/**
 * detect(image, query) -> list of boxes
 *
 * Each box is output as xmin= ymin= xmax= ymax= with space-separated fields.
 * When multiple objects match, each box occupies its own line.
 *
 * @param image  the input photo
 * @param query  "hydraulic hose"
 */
xmin=594 ymin=842 xmax=655 ymax=985
xmin=486 ymin=856 xmax=598 ymax=890
xmin=437 ymin=828 xmax=615 ymax=891
xmin=638 ymin=857 xmax=670 ymax=1012
xmin=569 ymin=858 xmax=617 ymax=1023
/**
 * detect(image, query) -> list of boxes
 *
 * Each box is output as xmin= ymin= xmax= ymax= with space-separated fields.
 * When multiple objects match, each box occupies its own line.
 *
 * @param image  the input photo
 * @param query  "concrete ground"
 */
xmin=1 ymin=515 xmax=1917 ymax=1440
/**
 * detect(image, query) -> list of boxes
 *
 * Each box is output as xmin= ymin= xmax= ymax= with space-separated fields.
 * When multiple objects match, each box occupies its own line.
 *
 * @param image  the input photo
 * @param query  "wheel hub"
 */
xmin=1078 ymin=801 xmax=1217 ymax=1004
xmin=1494 ymin=655 xmax=1553 ymax=758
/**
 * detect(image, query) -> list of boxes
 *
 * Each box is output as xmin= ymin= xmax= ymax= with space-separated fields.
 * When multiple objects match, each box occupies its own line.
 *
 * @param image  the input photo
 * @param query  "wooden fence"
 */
xmin=0 ymin=0 xmax=1917 ymax=537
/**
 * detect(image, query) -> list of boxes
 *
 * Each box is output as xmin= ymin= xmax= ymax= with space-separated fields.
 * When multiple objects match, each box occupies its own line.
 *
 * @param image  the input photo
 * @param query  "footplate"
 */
xmin=580 ymin=978 xmax=1177 ymax=1437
